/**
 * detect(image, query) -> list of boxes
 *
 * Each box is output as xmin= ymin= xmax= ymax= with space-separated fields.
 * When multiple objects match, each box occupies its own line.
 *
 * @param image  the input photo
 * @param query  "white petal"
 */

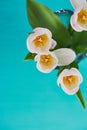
xmin=50 ymin=39 xmax=57 ymax=50
xmin=70 ymin=14 xmax=83 ymax=32
xmin=36 ymin=63 xmax=54 ymax=73
xmin=61 ymin=84 xmax=79 ymax=95
xmin=70 ymin=68 xmax=83 ymax=83
xmin=27 ymin=34 xmax=36 ymax=53
xmin=53 ymin=48 xmax=76 ymax=66
xmin=34 ymin=55 xmax=38 ymax=61
xmin=70 ymin=0 xmax=86 ymax=9
xmin=34 ymin=27 xmax=52 ymax=37
xmin=28 ymin=29 xmax=51 ymax=42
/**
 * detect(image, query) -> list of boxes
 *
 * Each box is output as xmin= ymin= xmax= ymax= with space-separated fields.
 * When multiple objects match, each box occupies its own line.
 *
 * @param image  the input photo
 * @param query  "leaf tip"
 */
xmin=76 ymin=89 xmax=86 ymax=109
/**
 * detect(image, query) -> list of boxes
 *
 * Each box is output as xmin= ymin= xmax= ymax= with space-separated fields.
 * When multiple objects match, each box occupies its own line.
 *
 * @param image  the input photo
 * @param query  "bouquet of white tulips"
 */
xmin=24 ymin=0 xmax=87 ymax=109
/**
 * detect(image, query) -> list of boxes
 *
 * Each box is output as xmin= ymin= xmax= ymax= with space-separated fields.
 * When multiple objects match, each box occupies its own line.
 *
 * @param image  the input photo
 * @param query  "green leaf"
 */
xmin=24 ymin=53 xmax=36 ymax=60
xmin=76 ymin=89 xmax=86 ymax=109
xmin=74 ymin=46 xmax=87 ymax=54
xmin=72 ymin=31 xmax=87 ymax=47
xmin=28 ymin=32 xmax=33 ymax=35
xmin=69 ymin=61 xmax=79 ymax=69
xmin=68 ymin=25 xmax=87 ymax=49
xmin=26 ymin=0 xmax=72 ymax=48
xmin=57 ymin=66 xmax=66 ymax=76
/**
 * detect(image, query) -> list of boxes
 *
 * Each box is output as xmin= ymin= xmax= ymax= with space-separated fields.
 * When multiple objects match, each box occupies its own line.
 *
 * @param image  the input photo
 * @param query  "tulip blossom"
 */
xmin=27 ymin=27 xmax=57 ymax=53
xmin=35 ymin=48 xmax=76 ymax=73
xmin=53 ymin=48 xmax=76 ymax=66
xmin=35 ymin=52 xmax=58 ymax=73
xmin=57 ymin=68 xmax=83 ymax=95
xmin=70 ymin=0 xmax=87 ymax=32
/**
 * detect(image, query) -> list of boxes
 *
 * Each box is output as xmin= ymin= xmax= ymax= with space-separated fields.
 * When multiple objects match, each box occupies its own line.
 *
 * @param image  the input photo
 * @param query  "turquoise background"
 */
xmin=0 ymin=0 xmax=87 ymax=129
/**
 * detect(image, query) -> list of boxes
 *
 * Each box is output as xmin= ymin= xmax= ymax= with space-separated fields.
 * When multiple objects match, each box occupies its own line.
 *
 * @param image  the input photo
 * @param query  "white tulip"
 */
xmin=35 ymin=52 xmax=58 ymax=73
xmin=70 ymin=0 xmax=87 ymax=32
xmin=53 ymin=48 xmax=76 ymax=66
xmin=57 ymin=68 xmax=83 ymax=95
xmin=27 ymin=27 xmax=57 ymax=53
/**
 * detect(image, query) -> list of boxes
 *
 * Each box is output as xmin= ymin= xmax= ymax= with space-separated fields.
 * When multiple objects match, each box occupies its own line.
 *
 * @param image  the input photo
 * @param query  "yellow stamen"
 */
xmin=40 ymin=54 xmax=53 ymax=66
xmin=33 ymin=34 xmax=49 ymax=47
xmin=63 ymin=75 xmax=78 ymax=89
xmin=78 ymin=9 xmax=87 ymax=25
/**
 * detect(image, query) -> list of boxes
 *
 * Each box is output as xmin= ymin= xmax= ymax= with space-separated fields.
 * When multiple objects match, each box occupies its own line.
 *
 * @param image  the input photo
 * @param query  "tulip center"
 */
xmin=63 ymin=75 xmax=78 ymax=89
xmin=40 ymin=54 xmax=53 ymax=66
xmin=33 ymin=34 xmax=49 ymax=47
xmin=78 ymin=9 xmax=87 ymax=25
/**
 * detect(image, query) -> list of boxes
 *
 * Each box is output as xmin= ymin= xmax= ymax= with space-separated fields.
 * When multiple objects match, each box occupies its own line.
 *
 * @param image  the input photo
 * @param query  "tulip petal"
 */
xmin=70 ymin=14 xmax=83 ymax=32
xmin=50 ymin=39 xmax=57 ymax=50
xmin=61 ymin=84 xmax=79 ymax=95
xmin=34 ymin=27 xmax=52 ymax=37
xmin=70 ymin=0 xmax=86 ymax=9
xmin=53 ymin=48 xmax=76 ymax=66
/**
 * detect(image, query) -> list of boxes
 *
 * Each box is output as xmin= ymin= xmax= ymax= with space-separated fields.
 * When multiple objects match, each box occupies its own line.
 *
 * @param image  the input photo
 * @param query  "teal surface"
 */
xmin=0 ymin=0 xmax=87 ymax=130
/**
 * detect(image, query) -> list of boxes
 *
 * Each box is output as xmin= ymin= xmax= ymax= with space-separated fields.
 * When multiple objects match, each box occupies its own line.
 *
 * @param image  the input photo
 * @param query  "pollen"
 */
xmin=63 ymin=75 xmax=78 ymax=89
xmin=33 ymin=34 xmax=49 ymax=47
xmin=40 ymin=54 xmax=53 ymax=66
xmin=77 ymin=9 xmax=87 ymax=25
